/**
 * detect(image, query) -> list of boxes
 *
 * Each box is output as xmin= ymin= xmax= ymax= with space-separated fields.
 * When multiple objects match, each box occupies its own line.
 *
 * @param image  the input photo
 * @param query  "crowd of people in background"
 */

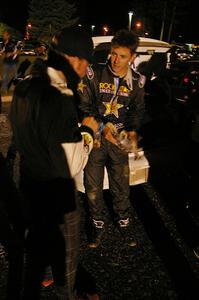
xmin=0 ymin=30 xmax=47 ymax=96
xmin=0 ymin=31 xmax=19 ymax=95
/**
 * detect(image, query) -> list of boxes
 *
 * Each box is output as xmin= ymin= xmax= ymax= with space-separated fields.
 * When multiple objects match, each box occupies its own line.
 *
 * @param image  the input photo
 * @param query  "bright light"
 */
xmin=103 ymin=26 xmax=109 ymax=35
xmin=27 ymin=23 xmax=32 ymax=29
xmin=128 ymin=11 xmax=134 ymax=31
xmin=91 ymin=25 xmax=95 ymax=35
xmin=135 ymin=21 xmax=142 ymax=29
xmin=183 ymin=76 xmax=189 ymax=83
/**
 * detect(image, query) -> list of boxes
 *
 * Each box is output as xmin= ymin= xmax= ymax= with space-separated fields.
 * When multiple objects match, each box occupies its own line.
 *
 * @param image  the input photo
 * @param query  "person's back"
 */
xmin=11 ymin=66 xmax=78 ymax=181
xmin=9 ymin=25 xmax=99 ymax=300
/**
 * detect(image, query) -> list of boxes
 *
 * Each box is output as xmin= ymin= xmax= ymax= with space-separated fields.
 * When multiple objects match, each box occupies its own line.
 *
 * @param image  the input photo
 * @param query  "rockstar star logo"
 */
xmin=103 ymin=97 xmax=123 ymax=118
xmin=78 ymin=81 xmax=87 ymax=93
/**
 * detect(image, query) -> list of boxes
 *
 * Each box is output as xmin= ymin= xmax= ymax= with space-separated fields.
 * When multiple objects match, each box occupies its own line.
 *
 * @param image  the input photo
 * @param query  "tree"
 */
xmin=0 ymin=23 xmax=23 ymax=41
xmin=28 ymin=0 xmax=79 ymax=43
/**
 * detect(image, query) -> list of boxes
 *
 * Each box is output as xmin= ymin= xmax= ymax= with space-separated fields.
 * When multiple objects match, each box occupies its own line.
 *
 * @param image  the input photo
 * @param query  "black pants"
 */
xmin=84 ymin=137 xmax=130 ymax=222
xmin=20 ymin=175 xmax=80 ymax=300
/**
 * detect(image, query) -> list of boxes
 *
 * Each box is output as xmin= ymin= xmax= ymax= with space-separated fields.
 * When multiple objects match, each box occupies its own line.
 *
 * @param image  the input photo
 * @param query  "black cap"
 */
xmin=51 ymin=25 xmax=94 ymax=63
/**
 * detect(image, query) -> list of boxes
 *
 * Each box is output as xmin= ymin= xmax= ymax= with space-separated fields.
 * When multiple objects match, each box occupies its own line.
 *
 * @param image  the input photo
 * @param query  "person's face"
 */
xmin=2 ymin=31 xmax=10 ymax=42
xmin=37 ymin=46 xmax=46 ymax=54
xmin=110 ymin=46 xmax=135 ymax=76
xmin=65 ymin=55 xmax=89 ymax=78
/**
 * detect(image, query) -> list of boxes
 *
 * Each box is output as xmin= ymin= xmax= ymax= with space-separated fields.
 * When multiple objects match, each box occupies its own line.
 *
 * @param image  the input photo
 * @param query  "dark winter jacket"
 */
xmin=10 ymin=52 xmax=94 ymax=181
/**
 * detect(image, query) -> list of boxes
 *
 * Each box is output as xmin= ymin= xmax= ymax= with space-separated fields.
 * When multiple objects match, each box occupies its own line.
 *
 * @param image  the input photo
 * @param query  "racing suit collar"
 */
xmin=107 ymin=60 xmax=133 ymax=90
xmin=123 ymin=67 xmax=133 ymax=90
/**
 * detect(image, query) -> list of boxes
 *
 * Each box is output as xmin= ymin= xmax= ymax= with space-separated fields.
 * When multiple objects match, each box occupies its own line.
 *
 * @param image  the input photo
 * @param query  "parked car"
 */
xmin=170 ymin=59 xmax=199 ymax=104
xmin=92 ymin=35 xmax=171 ymax=69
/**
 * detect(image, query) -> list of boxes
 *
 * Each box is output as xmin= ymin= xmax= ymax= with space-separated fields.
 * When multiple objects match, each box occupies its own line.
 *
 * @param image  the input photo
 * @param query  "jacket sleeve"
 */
xmin=124 ymin=82 xmax=145 ymax=132
xmin=47 ymin=92 xmax=95 ymax=178
xmin=78 ymin=66 xmax=102 ymax=121
xmin=61 ymin=130 xmax=93 ymax=178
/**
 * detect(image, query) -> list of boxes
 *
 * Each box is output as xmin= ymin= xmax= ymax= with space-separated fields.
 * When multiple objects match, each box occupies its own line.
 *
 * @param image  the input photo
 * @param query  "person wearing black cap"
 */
xmin=9 ymin=25 xmax=99 ymax=300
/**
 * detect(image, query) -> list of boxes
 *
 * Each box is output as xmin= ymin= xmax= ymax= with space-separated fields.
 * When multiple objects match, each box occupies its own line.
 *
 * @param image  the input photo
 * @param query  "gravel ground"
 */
xmin=0 ymin=102 xmax=198 ymax=299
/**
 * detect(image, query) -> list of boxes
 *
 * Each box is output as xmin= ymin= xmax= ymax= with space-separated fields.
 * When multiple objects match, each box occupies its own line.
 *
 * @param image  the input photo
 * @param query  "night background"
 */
xmin=0 ymin=0 xmax=198 ymax=43
xmin=1 ymin=1 xmax=199 ymax=300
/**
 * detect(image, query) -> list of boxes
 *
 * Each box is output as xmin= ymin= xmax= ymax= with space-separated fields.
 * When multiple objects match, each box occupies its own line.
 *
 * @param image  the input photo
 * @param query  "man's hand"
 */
xmin=82 ymin=116 xmax=99 ymax=133
xmin=127 ymin=131 xmax=138 ymax=151
xmin=103 ymin=125 xmax=118 ymax=145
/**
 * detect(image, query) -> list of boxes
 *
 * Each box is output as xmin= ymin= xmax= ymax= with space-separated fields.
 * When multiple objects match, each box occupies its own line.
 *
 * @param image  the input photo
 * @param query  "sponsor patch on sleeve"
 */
xmin=138 ymin=74 xmax=146 ymax=88
xmin=86 ymin=65 xmax=94 ymax=80
xmin=78 ymin=80 xmax=87 ymax=93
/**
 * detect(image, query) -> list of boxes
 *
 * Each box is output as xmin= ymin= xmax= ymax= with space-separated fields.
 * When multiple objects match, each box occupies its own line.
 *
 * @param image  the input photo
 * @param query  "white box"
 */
xmin=128 ymin=152 xmax=149 ymax=186
xmin=75 ymin=152 xmax=149 ymax=193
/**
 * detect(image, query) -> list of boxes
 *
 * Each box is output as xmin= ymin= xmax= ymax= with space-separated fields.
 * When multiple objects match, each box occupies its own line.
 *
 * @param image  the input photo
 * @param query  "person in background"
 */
xmin=78 ymin=29 xmax=145 ymax=248
xmin=34 ymin=41 xmax=47 ymax=57
xmin=0 ymin=31 xmax=19 ymax=94
xmin=136 ymin=53 xmax=174 ymax=148
xmin=9 ymin=25 xmax=100 ymax=300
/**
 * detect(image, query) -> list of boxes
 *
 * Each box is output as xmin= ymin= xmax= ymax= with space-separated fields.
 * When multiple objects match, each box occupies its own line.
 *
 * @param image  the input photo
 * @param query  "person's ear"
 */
xmin=130 ymin=53 xmax=136 ymax=64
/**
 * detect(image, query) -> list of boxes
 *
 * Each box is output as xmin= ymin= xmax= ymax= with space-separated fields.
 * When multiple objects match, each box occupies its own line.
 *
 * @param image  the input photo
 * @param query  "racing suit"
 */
xmin=78 ymin=62 xmax=145 ymax=224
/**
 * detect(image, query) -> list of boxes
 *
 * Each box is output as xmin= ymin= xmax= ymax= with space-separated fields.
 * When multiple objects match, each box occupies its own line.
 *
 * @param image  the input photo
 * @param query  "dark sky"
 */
xmin=0 ymin=0 xmax=28 ymax=32
xmin=0 ymin=0 xmax=198 ymax=43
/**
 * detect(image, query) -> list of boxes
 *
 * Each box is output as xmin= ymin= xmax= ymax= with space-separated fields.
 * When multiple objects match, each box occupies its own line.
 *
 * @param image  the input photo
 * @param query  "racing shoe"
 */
xmin=118 ymin=218 xmax=137 ymax=247
xmin=88 ymin=220 xmax=105 ymax=249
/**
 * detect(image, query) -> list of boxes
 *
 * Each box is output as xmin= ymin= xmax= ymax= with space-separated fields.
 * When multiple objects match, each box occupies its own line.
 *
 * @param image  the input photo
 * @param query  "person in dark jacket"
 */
xmin=78 ymin=29 xmax=145 ymax=248
xmin=9 ymin=25 xmax=99 ymax=300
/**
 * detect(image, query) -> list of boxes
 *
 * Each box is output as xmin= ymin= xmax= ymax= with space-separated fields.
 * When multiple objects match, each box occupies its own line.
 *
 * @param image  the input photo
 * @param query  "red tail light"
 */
xmin=183 ymin=76 xmax=189 ymax=83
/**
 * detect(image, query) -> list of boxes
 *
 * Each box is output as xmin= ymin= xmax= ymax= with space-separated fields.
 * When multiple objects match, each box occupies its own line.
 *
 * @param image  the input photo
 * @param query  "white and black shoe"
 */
xmin=88 ymin=220 xmax=105 ymax=249
xmin=118 ymin=218 xmax=137 ymax=247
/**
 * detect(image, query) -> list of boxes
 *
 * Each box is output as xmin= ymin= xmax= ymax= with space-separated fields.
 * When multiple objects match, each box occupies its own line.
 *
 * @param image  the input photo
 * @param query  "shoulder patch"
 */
xmin=86 ymin=65 xmax=94 ymax=80
xmin=78 ymin=80 xmax=87 ymax=93
xmin=138 ymin=74 xmax=146 ymax=88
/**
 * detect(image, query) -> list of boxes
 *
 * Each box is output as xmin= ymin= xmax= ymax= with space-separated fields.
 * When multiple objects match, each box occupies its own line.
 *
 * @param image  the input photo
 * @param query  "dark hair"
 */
xmin=111 ymin=29 xmax=139 ymax=54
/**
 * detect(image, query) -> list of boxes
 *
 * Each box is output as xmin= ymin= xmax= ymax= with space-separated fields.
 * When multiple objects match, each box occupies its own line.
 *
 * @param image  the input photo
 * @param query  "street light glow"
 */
xmin=91 ymin=25 xmax=95 ymax=36
xmin=103 ymin=26 xmax=109 ymax=35
xmin=135 ymin=21 xmax=142 ymax=29
xmin=128 ymin=11 xmax=134 ymax=31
